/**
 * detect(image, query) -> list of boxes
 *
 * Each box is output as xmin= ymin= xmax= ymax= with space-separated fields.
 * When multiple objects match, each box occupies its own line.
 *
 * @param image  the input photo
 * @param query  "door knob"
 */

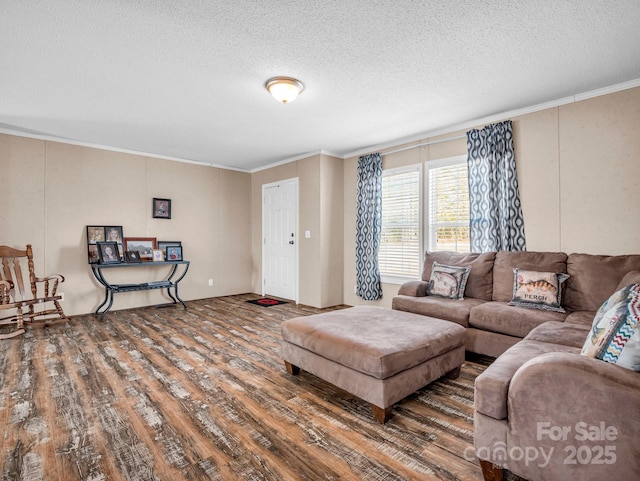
xmin=289 ymin=240 xmax=295 ymax=245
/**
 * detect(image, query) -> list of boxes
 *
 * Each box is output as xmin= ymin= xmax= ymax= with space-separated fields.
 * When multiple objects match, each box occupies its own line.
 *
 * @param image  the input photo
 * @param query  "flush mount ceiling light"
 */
xmin=265 ymin=76 xmax=304 ymax=104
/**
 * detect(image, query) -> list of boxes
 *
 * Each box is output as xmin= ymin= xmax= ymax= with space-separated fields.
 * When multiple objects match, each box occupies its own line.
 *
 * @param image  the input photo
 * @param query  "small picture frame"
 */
xmin=157 ymin=240 xmax=181 ymax=252
xmin=97 ymin=241 xmax=121 ymax=265
xmin=153 ymin=198 xmax=171 ymax=219
xmin=125 ymin=250 xmax=142 ymax=263
xmin=124 ymin=237 xmax=157 ymax=262
xmin=87 ymin=226 xmax=105 ymax=244
xmin=88 ymin=244 xmax=100 ymax=264
xmin=87 ymin=225 xmax=124 ymax=263
xmin=152 ymin=249 xmax=165 ymax=262
xmin=166 ymin=245 xmax=183 ymax=261
xmin=104 ymin=226 xmax=124 ymax=244
xmin=87 ymin=225 xmax=106 ymax=264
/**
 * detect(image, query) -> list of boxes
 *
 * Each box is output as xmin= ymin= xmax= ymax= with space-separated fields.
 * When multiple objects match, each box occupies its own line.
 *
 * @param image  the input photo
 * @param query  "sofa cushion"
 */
xmin=524 ymin=321 xmax=590 ymax=349
xmin=616 ymin=270 xmax=640 ymax=290
xmin=564 ymin=310 xmax=596 ymax=327
xmin=581 ymin=283 xmax=640 ymax=371
xmin=474 ymin=339 xmax=580 ymax=420
xmin=396 ymin=280 xmax=428 ymax=297
xmin=564 ymin=253 xmax=640 ymax=312
xmin=469 ymin=301 xmax=567 ymax=338
xmin=392 ymin=295 xmax=487 ymax=327
xmin=421 ymin=251 xmax=495 ymax=301
xmin=492 ymin=251 xmax=567 ymax=302
xmin=508 ymin=268 xmax=569 ymax=312
xmin=426 ymin=262 xmax=471 ymax=300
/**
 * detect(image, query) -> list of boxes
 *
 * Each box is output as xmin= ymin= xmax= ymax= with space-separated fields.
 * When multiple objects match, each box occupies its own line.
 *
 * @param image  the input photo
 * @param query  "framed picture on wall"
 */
xmin=153 ymin=198 xmax=171 ymax=219
xmin=123 ymin=237 xmax=157 ymax=261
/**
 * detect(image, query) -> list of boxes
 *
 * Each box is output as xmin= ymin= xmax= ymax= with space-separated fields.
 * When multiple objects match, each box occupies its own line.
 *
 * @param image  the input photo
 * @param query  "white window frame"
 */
xmin=424 ymin=155 xmax=470 ymax=253
xmin=379 ymin=164 xmax=423 ymax=284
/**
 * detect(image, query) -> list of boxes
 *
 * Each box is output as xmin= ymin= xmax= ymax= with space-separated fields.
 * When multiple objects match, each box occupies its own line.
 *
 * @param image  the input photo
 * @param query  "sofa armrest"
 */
xmin=397 ymin=280 xmax=428 ymax=297
xmin=505 ymin=352 xmax=640 ymax=479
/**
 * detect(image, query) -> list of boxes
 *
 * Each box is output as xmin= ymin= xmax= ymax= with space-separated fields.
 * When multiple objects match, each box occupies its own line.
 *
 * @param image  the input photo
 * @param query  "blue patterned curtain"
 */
xmin=467 ymin=120 xmax=526 ymax=252
xmin=355 ymin=153 xmax=383 ymax=300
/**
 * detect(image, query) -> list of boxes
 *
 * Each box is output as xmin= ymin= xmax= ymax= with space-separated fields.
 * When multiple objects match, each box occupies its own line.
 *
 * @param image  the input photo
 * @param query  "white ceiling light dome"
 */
xmin=265 ymin=77 xmax=305 ymax=104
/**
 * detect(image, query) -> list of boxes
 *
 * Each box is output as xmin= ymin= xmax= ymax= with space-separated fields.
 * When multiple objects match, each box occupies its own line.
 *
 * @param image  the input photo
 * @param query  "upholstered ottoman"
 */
xmin=281 ymin=305 xmax=466 ymax=423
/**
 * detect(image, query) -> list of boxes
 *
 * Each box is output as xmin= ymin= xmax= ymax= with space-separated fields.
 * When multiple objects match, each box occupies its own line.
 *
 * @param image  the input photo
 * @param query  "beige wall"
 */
xmin=2 ymin=86 xmax=638 ymax=315
xmin=343 ymin=87 xmax=640 ymax=309
xmin=0 ymin=135 xmax=252 ymax=316
xmin=320 ymin=154 xmax=344 ymax=306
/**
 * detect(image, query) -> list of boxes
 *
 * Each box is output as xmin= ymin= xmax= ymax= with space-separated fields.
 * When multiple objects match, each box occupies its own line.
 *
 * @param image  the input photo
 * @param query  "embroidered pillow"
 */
xmin=581 ymin=284 xmax=640 ymax=371
xmin=508 ymin=268 xmax=569 ymax=312
xmin=426 ymin=262 xmax=471 ymax=300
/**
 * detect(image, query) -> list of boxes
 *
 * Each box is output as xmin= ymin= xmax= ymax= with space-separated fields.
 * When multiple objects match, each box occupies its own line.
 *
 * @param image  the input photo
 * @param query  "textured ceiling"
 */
xmin=2 ymin=1 xmax=640 ymax=171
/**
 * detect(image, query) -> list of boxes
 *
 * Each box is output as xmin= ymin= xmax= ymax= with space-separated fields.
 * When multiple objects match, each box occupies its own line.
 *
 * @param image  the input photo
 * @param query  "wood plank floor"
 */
xmin=0 ymin=294 xmax=523 ymax=481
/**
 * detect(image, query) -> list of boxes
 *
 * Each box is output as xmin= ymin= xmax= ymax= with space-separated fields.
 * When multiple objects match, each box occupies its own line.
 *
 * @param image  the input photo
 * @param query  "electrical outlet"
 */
xmin=59 ymin=292 xmax=65 ymax=302
xmin=208 ymin=279 xmax=213 ymax=287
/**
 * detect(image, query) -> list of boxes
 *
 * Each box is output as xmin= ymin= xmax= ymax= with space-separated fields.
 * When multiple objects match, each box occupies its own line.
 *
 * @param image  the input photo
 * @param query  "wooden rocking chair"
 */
xmin=0 ymin=244 xmax=66 ymax=339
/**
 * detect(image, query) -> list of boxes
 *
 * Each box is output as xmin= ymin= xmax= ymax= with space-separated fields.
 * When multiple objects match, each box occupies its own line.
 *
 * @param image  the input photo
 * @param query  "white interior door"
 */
xmin=263 ymin=179 xmax=298 ymax=301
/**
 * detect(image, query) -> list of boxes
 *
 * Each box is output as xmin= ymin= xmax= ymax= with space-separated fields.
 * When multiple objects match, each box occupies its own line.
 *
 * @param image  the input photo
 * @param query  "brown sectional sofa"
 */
xmin=392 ymin=250 xmax=640 ymax=357
xmin=392 ymin=250 xmax=640 ymax=480
xmin=474 ymin=320 xmax=640 ymax=481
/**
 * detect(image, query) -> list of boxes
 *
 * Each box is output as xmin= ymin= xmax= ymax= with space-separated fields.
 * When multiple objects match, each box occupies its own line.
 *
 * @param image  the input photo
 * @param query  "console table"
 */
xmin=90 ymin=260 xmax=190 ymax=320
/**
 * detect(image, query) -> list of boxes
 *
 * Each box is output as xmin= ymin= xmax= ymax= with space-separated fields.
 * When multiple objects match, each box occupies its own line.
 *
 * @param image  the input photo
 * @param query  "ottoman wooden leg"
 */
xmin=445 ymin=366 xmax=461 ymax=379
xmin=284 ymin=361 xmax=300 ymax=375
xmin=371 ymin=404 xmax=393 ymax=424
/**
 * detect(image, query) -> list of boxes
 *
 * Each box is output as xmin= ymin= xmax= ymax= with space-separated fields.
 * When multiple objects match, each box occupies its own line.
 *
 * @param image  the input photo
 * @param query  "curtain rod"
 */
xmin=381 ymin=134 xmax=466 ymax=156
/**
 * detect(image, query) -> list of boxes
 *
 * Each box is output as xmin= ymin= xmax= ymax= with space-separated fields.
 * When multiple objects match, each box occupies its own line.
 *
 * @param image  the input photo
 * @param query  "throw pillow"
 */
xmin=508 ymin=268 xmax=569 ymax=312
xmin=426 ymin=262 xmax=471 ymax=300
xmin=581 ymin=283 xmax=640 ymax=371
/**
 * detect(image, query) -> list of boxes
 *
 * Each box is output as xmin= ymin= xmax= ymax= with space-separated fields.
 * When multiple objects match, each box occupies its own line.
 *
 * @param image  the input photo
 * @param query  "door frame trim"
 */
xmin=261 ymin=177 xmax=299 ymax=303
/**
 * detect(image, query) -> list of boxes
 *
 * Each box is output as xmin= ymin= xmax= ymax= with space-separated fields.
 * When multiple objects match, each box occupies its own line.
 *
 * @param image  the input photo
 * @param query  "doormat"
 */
xmin=246 ymin=298 xmax=288 ymax=307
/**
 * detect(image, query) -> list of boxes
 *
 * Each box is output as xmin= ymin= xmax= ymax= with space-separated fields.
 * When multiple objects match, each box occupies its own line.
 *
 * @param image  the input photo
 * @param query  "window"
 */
xmin=378 ymin=156 xmax=470 ymax=282
xmin=427 ymin=157 xmax=470 ymax=252
xmin=379 ymin=166 xmax=421 ymax=280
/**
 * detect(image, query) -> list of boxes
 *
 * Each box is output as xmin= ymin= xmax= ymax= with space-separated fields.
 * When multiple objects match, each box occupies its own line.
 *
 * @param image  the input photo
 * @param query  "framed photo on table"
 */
xmin=104 ymin=226 xmax=124 ymax=259
xmin=157 ymin=240 xmax=181 ymax=251
xmin=166 ymin=245 xmax=183 ymax=261
xmin=87 ymin=225 xmax=124 ymax=263
xmin=123 ymin=237 xmax=157 ymax=261
xmin=87 ymin=226 xmax=105 ymax=243
xmin=104 ymin=226 xmax=123 ymax=244
xmin=97 ymin=241 xmax=121 ymax=265
xmin=87 ymin=225 xmax=105 ymax=264
xmin=125 ymin=250 xmax=142 ymax=263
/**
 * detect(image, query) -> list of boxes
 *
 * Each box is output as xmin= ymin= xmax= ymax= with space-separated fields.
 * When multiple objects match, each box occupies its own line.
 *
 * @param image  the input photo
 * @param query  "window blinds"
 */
xmin=428 ymin=161 xmax=470 ymax=252
xmin=379 ymin=167 xmax=420 ymax=278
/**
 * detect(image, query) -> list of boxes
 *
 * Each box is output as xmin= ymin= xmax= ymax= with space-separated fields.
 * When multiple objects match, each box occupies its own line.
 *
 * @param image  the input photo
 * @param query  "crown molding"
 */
xmin=341 ymin=78 xmax=640 ymax=160
xmin=2 ymin=78 xmax=638 ymax=172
